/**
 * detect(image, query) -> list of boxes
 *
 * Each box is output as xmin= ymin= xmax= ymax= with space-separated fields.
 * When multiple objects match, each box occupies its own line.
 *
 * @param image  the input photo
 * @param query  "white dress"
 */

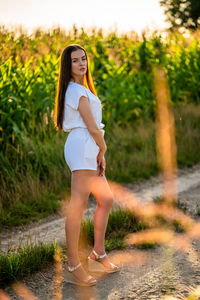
xmin=63 ymin=81 xmax=105 ymax=171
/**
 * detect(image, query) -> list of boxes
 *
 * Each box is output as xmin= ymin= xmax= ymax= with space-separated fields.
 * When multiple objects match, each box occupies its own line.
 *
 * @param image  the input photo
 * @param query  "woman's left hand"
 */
xmin=98 ymin=156 xmax=106 ymax=177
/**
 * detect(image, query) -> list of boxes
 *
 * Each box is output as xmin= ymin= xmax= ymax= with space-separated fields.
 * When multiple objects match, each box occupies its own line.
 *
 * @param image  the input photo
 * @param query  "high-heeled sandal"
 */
xmin=87 ymin=249 xmax=119 ymax=273
xmin=63 ymin=261 xmax=97 ymax=286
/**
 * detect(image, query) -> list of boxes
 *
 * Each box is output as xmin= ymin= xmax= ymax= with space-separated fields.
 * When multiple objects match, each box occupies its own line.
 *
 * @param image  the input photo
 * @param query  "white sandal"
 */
xmin=63 ymin=261 xmax=97 ymax=286
xmin=87 ymin=249 xmax=119 ymax=273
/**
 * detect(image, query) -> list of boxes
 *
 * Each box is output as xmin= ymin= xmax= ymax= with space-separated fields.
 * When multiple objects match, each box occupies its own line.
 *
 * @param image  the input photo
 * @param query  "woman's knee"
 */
xmin=67 ymin=196 xmax=88 ymax=216
xmin=99 ymin=194 xmax=114 ymax=210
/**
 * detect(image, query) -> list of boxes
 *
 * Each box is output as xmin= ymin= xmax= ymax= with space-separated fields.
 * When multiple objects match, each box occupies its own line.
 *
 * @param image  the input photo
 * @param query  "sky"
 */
xmin=0 ymin=0 xmax=168 ymax=35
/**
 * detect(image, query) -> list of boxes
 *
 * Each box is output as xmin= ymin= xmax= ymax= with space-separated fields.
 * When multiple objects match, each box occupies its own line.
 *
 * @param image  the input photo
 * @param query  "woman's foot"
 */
xmin=63 ymin=261 xmax=97 ymax=286
xmin=88 ymin=249 xmax=119 ymax=273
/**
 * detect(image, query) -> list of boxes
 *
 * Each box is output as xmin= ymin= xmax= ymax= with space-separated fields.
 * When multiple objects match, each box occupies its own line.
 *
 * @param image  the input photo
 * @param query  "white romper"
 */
xmin=63 ymin=81 xmax=105 ymax=171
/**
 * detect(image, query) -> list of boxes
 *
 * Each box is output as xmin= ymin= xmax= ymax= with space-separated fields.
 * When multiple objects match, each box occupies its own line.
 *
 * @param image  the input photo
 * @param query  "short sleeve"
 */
xmin=65 ymin=85 xmax=88 ymax=110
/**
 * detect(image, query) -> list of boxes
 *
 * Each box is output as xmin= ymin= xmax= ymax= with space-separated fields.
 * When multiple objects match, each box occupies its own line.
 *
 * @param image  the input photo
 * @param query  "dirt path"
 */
xmin=1 ymin=164 xmax=200 ymax=253
xmin=2 ymin=164 xmax=200 ymax=299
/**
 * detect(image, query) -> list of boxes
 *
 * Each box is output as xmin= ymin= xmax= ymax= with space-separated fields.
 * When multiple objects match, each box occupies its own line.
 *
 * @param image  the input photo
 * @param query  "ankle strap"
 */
xmin=93 ymin=249 xmax=107 ymax=260
xmin=67 ymin=262 xmax=81 ymax=272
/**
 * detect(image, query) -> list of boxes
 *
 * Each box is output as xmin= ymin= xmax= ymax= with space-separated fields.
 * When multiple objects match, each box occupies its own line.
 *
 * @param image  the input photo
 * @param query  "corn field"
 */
xmin=1 ymin=25 xmax=200 ymax=172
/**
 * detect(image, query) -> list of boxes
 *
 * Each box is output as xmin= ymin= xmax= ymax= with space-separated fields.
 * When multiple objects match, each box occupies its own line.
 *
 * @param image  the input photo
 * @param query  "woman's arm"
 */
xmin=78 ymin=96 xmax=107 ymax=153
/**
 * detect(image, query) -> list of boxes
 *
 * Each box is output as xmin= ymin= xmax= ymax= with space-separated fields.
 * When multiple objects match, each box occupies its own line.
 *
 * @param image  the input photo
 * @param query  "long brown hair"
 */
xmin=54 ymin=44 xmax=97 ymax=131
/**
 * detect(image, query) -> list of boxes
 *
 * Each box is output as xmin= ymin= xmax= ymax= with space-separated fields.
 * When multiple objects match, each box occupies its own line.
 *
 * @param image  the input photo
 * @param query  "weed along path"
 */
xmin=1 ymin=164 xmax=200 ymax=253
xmin=2 ymin=164 xmax=200 ymax=300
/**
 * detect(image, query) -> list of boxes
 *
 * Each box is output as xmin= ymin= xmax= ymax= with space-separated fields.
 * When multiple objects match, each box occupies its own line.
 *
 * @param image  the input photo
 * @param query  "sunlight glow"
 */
xmin=0 ymin=0 xmax=168 ymax=35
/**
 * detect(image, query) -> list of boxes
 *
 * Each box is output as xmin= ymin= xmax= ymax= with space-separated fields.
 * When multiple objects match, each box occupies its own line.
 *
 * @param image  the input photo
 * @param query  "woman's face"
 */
xmin=71 ymin=49 xmax=87 ymax=78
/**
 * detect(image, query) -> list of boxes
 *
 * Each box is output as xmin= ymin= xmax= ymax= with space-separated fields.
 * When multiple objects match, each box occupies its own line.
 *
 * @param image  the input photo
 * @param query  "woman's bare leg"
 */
xmin=65 ymin=169 xmax=96 ymax=281
xmin=90 ymin=168 xmax=115 ymax=266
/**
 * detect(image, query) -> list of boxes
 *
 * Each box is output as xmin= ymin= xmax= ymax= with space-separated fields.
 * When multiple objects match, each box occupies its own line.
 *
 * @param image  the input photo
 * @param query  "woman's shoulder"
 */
xmin=66 ymin=82 xmax=89 ymax=98
xmin=65 ymin=82 xmax=89 ymax=110
xmin=67 ymin=82 xmax=87 ymax=92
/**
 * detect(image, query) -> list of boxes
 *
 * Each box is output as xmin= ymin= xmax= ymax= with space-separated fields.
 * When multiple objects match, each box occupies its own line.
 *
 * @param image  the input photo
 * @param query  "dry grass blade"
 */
xmin=53 ymin=246 xmax=63 ymax=300
xmin=0 ymin=289 xmax=12 ymax=300
xmin=153 ymin=64 xmax=177 ymax=205
xmin=12 ymin=282 xmax=39 ymax=300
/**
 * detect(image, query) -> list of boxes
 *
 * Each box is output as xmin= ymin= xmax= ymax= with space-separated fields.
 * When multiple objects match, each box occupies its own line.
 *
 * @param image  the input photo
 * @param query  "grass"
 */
xmin=0 ymin=103 xmax=200 ymax=228
xmin=0 ymin=131 xmax=71 ymax=227
xmin=104 ymin=103 xmax=200 ymax=183
xmin=197 ymin=207 xmax=200 ymax=216
xmin=0 ymin=242 xmax=56 ymax=288
xmin=153 ymin=196 xmax=191 ymax=218
xmin=80 ymin=208 xmax=148 ymax=251
xmin=174 ymin=103 xmax=200 ymax=168
xmin=135 ymin=242 xmax=156 ymax=249
xmin=0 ymin=193 xmax=59 ymax=227
xmin=152 ymin=197 xmax=188 ymax=233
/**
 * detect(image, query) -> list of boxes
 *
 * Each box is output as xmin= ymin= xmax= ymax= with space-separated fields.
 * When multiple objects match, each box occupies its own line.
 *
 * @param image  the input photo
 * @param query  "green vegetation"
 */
xmin=160 ymin=0 xmax=200 ymax=30
xmin=80 ymin=208 xmax=148 ymax=251
xmin=197 ymin=207 xmax=200 ymax=216
xmin=135 ymin=242 xmax=156 ymax=249
xmin=1 ymin=26 xmax=200 ymax=152
xmin=1 ymin=26 xmax=200 ymax=228
xmin=0 ymin=192 xmax=59 ymax=227
xmin=0 ymin=242 xmax=56 ymax=288
xmin=153 ymin=196 xmax=189 ymax=232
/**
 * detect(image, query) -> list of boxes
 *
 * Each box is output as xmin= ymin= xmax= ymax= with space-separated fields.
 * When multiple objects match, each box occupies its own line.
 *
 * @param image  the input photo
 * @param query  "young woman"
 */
xmin=54 ymin=44 xmax=118 ymax=287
